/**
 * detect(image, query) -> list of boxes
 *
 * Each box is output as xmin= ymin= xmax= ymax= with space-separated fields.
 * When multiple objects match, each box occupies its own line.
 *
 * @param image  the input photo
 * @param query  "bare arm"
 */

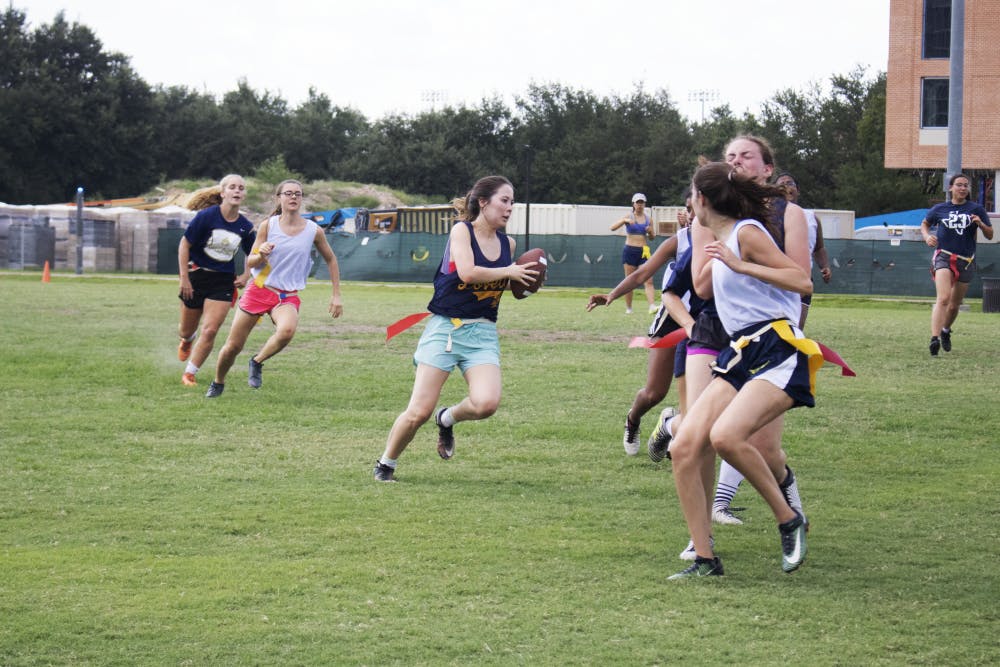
xmin=314 ymin=226 xmax=343 ymax=318
xmin=973 ymin=214 xmax=995 ymax=241
xmin=782 ymin=203 xmax=811 ymax=273
xmin=691 ymin=221 xmax=714 ymax=299
xmin=587 ymin=234 xmax=677 ymax=310
xmin=178 ymin=237 xmax=193 ymax=299
xmin=921 ymin=218 xmax=938 ymax=247
xmin=451 ymin=223 xmax=535 ymax=285
xmin=813 ymin=217 xmax=831 ymax=283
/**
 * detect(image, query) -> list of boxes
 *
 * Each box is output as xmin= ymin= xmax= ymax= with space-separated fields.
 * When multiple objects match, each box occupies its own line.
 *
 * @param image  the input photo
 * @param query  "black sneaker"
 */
xmin=779 ymin=511 xmax=808 ymax=573
xmin=929 ymin=337 xmax=940 ymax=356
xmin=205 ymin=381 xmax=225 ymax=398
xmin=248 ymin=357 xmax=263 ymax=388
xmin=940 ymin=328 xmax=952 ymax=352
xmin=435 ymin=408 xmax=455 ymax=460
xmin=668 ymin=556 xmax=724 ymax=580
xmin=647 ymin=406 xmax=676 ymax=462
xmin=373 ymin=461 xmax=396 ymax=482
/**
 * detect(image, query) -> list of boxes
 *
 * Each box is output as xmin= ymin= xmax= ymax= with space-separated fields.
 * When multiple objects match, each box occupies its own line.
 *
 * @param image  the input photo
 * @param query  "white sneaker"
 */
xmin=648 ymin=304 xmax=658 ymax=314
xmin=622 ymin=414 xmax=640 ymax=455
xmin=712 ymin=507 xmax=744 ymax=525
xmin=679 ymin=536 xmax=714 ymax=561
xmin=625 ymin=306 xmax=633 ymax=315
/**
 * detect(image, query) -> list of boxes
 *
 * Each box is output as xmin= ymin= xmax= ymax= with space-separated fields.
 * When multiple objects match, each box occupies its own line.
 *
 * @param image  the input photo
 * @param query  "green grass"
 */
xmin=1 ymin=273 xmax=997 ymax=665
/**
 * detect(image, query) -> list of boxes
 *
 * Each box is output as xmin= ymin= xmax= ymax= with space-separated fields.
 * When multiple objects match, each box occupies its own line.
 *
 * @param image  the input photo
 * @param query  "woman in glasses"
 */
xmin=176 ymin=174 xmax=256 ymax=387
xmin=610 ymin=193 xmax=658 ymax=315
xmin=206 ymin=179 xmax=343 ymax=397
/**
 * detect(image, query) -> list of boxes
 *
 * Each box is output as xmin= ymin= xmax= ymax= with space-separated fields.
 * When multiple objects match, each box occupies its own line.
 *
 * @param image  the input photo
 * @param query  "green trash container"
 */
xmin=982 ymin=276 xmax=1000 ymax=313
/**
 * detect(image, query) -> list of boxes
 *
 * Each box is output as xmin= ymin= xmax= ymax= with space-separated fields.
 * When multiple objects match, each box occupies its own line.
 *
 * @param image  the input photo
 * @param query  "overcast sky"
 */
xmin=17 ymin=0 xmax=891 ymax=121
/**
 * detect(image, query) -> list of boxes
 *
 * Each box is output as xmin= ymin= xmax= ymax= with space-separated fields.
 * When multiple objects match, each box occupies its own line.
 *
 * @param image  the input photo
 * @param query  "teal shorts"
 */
xmin=413 ymin=314 xmax=500 ymax=373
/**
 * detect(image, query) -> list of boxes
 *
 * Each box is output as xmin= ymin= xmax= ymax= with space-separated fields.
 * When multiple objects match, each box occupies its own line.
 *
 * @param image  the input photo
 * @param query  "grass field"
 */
xmin=1 ymin=272 xmax=997 ymax=665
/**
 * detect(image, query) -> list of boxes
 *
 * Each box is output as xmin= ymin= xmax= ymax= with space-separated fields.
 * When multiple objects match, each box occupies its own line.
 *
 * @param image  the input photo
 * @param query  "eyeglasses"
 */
xmin=280 ymin=191 xmax=304 ymax=198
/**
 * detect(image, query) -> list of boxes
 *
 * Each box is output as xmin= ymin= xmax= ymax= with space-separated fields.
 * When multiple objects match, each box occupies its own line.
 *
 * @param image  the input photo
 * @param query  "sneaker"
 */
xmin=625 ymin=307 xmax=633 ymax=315
xmin=205 ymin=381 xmax=224 ymax=398
xmin=648 ymin=304 xmax=658 ymax=314
xmin=779 ymin=512 xmax=808 ymax=573
xmin=668 ymin=556 xmax=724 ymax=580
xmin=248 ymin=357 xmax=263 ymax=389
xmin=679 ymin=535 xmax=714 ymax=561
xmin=647 ymin=407 xmax=675 ymax=462
xmin=373 ymin=460 xmax=397 ymax=482
xmin=435 ymin=408 xmax=455 ymax=460
xmin=929 ymin=337 xmax=940 ymax=356
xmin=712 ymin=507 xmax=744 ymax=526
xmin=178 ymin=338 xmax=193 ymax=362
xmin=181 ymin=372 xmax=197 ymax=387
xmin=940 ymin=328 xmax=952 ymax=352
xmin=623 ymin=413 xmax=640 ymax=456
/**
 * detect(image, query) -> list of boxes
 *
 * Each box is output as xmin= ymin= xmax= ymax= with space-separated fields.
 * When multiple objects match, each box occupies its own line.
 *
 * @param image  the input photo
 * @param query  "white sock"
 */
xmin=181 ymin=332 xmax=197 ymax=342
xmin=379 ymin=456 xmax=397 ymax=468
xmin=665 ymin=416 xmax=676 ymax=437
xmin=713 ymin=461 xmax=744 ymax=510
xmin=439 ymin=407 xmax=456 ymax=428
xmin=185 ymin=362 xmax=199 ymax=374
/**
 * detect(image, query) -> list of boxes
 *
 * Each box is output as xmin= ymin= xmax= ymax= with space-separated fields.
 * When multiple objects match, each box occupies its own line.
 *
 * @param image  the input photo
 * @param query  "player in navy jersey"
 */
xmin=373 ymin=176 xmax=539 ymax=482
xmin=920 ymin=173 xmax=994 ymax=355
xmin=176 ymin=174 xmax=256 ymax=387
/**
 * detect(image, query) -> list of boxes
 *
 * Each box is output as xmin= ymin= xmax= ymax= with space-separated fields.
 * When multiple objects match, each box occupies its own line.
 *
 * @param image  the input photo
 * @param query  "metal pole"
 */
xmin=523 ymin=145 xmax=532 ymax=251
xmin=946 ymin=0 xmax=965 ymax=189
xmin=75 ymin=186 xmax=84 ymax=274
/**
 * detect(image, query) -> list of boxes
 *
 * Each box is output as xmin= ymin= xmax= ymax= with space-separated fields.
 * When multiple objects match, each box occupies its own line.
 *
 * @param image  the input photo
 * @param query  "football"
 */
xmin=510 ymin=247 xmax=547 ymax=299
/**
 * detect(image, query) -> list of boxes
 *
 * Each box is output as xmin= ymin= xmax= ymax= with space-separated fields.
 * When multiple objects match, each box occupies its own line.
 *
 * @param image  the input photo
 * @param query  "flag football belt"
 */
xmin=714 ymin=319 xmax=824 ymax=394
xmin=385 ymin=313 xmax=492 ymax=351
xmin=936 ymin=248 xmax=974 ymax=280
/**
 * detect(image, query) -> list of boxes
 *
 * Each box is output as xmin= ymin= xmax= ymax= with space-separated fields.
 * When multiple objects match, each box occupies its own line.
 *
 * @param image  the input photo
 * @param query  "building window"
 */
xmin=921 ymin=78 xmax=949 ymax=128
xmin=923 ymin=0 xmax=951 ymax=59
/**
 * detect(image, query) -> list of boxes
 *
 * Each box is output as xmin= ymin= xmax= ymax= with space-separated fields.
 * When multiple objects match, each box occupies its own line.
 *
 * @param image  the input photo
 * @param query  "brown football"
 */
xmin=510 ymin=247 xmax=547 ymax=299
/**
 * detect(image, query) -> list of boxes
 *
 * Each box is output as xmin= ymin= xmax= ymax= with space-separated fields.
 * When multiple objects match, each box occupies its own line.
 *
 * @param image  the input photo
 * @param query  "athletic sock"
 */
xmin=665 ymin=416 xmax=676 ymax=437
xmin=439 ymin=407 xmax=456 ymax=428
xmin=181 ymin=332 xmax=197 ymax=342
xmin=185 ymin=362 xmax=199 ymax=375
xmin=779 ymin=465 xmax=804 ymax=515
xmin=713 ymin=461 xmax=744 ymax=511
xmin=379 ymin=456 xmax=397 ymax=468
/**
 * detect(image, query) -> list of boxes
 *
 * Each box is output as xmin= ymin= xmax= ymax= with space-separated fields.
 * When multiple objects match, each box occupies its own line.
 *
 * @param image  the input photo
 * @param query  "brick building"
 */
xmin=885 ymin=0 xmax=1000 ymax=211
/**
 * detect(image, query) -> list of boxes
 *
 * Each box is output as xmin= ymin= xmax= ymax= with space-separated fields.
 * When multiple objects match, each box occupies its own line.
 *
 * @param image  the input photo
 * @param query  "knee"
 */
xmin=709 ymin=424 xmax=740 ymax=460
xmin=200 ymin=323 xmax=221 ymax=340
xmin=402 ymin=406 xmax=433 ymax=430
xmin=275 ymin=325 xmax=297 ymax=344
xmin=468 ymin=396 xmax=500 ymax=420
xmin=221 ymin=339 xmax=243 ymax=358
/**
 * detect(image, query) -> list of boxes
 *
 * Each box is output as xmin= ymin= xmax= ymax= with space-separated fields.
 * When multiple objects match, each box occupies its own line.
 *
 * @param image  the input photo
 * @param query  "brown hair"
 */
xmin=692 ymin=162 xmax=786 ymax=240
xmin=268 ymin=179 xmax=304 ymax=217
xmin=452 ymin=175 xmax=513 ymax=221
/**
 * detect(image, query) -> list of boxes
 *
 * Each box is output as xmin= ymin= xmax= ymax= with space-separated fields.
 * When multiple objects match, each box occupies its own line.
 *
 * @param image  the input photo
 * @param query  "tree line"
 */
xmin=2 ymin=8 xmax=939 ymax=215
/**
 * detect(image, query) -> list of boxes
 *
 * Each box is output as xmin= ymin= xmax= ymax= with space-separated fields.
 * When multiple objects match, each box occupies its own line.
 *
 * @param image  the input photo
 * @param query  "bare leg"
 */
xmin=383 ymin=363 xmax=451 ymax=460
xmin=213 ymin=309 xmax=260 ymax=384
xmin=188 ymin=299 xmax=233 ymax=369
xmin=253 ymin=304 xmax=299 ymax=363
xmin=627 ymin=346 xmax=675 ymax=423
xmin=623 ymin=264 xmax=637 ymax=310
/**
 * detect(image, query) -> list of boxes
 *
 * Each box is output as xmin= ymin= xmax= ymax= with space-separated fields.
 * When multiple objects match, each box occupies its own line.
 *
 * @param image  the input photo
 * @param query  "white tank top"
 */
xmin=712 ymin=219 xmax=802 ymax=335
xmin=253 ymin=216 xmax=318 ymax=291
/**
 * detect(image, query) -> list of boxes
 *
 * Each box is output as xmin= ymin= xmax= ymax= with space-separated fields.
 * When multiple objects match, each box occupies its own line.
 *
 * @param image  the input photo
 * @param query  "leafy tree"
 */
xmin=283 ymin=88 xmax=368 ymax=181
xmin=0 ymin=8 xmax=156 ymax=203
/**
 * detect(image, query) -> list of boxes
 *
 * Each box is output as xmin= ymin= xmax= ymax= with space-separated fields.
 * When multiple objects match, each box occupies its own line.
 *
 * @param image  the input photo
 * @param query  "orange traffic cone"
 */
xmin=42 ymin=260 xmax=51 ymax=283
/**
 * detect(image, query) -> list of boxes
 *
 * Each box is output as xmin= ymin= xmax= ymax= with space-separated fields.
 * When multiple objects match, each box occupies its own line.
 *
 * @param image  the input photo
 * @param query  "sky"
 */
xmin=16 ymin=0 xmax=891 ymax=121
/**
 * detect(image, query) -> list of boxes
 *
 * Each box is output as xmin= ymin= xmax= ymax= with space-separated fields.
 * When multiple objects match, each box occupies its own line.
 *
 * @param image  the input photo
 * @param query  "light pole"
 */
xmin=688 ymin=89 xmax=719 ymax=122
xmin=523 ymin=144 xmax=533 ymax=250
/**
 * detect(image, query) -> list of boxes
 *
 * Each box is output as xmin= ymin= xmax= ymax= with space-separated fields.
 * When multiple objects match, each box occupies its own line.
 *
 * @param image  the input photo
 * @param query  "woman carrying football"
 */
xmin=373 ymin=176 xmax=539 ymax=482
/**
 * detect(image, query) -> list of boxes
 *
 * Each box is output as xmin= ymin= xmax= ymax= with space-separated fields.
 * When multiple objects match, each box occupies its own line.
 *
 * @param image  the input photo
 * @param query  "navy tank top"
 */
xmin=427 ymin=221 xmax=512 ymax=322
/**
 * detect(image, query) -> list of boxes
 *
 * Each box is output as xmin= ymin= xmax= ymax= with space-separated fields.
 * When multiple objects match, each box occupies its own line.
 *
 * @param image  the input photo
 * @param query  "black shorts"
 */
xmin=179 ymin=269 xmax=235 ymax=309
xmin=688 ymin=311 xmax=728 ymax=353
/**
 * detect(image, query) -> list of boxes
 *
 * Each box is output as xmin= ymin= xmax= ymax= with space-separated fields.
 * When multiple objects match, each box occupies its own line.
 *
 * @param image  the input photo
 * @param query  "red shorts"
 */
xmin=239 ymin=282 xmax=301 ymax=316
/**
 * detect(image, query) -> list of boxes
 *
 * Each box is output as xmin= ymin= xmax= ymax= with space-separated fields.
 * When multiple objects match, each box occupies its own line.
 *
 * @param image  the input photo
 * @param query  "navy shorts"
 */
xmin=712 ymin=323 xmax=815 ymax=408
xmin=648 ymin=303 xmax=683 ymax=339
xmin=673 ymin=339 xmax=688 ymax=378
xmin=179 ymin=269 xmax=235 ymax=309
xmin=622 ymin=245 xmax=647 ymax=267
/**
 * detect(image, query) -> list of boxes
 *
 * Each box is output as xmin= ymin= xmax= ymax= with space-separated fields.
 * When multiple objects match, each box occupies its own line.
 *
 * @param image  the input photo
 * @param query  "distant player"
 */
xmin=920 ymin=173 xmax=994 ymax=356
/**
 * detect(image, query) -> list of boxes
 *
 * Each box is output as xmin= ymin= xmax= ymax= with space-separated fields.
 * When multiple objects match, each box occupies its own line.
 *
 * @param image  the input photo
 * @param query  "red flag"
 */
xmin=628 ymin=328 xmax=688 ymax=349
xmin=817 ymin=342 xmax=856 ymax=377
xmin=386 ymin=312 xmax=432 ymax=342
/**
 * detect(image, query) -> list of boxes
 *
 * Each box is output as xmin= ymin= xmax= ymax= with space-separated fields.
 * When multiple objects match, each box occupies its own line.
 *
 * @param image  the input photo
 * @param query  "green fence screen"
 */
xmin=158 ymin=229 xmax=1000 ymax=299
